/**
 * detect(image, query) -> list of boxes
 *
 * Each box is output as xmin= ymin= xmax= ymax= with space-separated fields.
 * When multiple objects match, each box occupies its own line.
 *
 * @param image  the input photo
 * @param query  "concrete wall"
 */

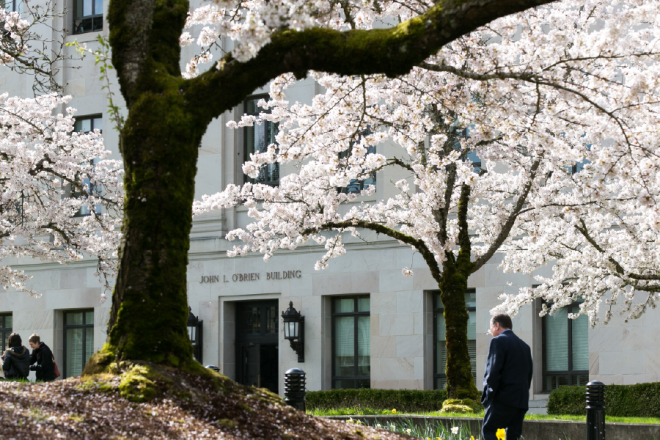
xmin=3 ymin=235 xmax=660 ymax=395
xmin=328 ymin=415 xmax=659 ymax=440
xmin=0 ymin=262 xmax=110 ymax=380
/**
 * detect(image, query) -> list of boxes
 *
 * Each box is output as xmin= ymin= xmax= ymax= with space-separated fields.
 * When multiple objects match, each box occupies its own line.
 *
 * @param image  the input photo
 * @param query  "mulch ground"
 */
xmin=0 ymin=371 xmax=414 ymax=439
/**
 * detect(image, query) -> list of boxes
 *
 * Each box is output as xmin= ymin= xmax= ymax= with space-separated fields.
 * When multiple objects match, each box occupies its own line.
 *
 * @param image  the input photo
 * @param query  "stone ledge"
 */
xmin=324 ymin=415 xmax=660 ymax=440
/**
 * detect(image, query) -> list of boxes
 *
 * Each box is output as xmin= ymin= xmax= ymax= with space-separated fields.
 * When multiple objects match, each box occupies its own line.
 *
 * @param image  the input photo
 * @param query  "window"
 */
xmin=338 ymin=143 xmax=377 ymax=194
xmin=238 ymin=301 xmax=278 ymax=335
xmin=3 ymin=0 xmax=21 ymax=12
xmin=543 ymin=303 xmax=589 ymax=391
xmin=0 ymin=313 xmax=12 ymax=354
xmin=74 ymin=115 xmax=102 ymax=134
xmin=63 ymin=310 xmax=94 ymax=378
xmin=566 ymin=141 xmax=591 ymax=174
xmin=243 ymin=96 xmax=279 ymax=186
xmin=73 ymin=116 xmax=103 ymax=216
xmin=449 ymin=123 xmax=483 ymax=174
xmin=466 ymin=149 xmax=482 ymax=173
xmin=332 ymin=296 xmax=370 ymax=389
xmin=567 ymin=159 xmax=590 ymax=174
xmin=74 ymin=0 xmax=103 ymax=34
xmin=434 ymin=289 xmax=477 ymax=389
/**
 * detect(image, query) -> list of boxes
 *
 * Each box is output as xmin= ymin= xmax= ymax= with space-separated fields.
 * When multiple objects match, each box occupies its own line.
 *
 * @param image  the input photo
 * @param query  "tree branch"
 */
xmin=574 ymin=218 xmax=660 ymax=282
xmin=434 ymin=162 xmax=456 ymax=247
xmin=472 ymin=157 xmax=541 ymax=273
xmin=303 ymin=220 xmax=443 ymax=284
xmin=456 ymin=183 xmax=473 ymax=271
xmin=108 ymin=0 xmax=187 ymax=107
xmin=185 ymin=0 xmax=555 ymax=125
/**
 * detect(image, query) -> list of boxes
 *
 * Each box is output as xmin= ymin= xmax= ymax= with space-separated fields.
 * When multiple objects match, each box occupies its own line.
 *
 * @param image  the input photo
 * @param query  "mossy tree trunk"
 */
xmin=438 ymin=184 xmax=478 ymax=400
xmin=105 ymin=95 xmax=203 ymax=366
xmin=96 ymin=0 xmax=206 ymax=367
xmin=87 ymin=0 xmax=555 ymax=371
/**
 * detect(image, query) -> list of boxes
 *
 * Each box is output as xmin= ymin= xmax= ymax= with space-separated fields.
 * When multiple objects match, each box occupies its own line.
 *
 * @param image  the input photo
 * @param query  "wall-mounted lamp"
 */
xmin=282 ymin=301 xmax=304 ymax=362
xmin=187 ymin=306 xmax=203 ymax=363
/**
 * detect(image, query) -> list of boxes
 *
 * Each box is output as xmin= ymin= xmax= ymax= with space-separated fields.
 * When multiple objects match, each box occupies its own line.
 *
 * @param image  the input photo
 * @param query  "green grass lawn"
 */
xmin=308 ymin=407 xmax=660 ymax=424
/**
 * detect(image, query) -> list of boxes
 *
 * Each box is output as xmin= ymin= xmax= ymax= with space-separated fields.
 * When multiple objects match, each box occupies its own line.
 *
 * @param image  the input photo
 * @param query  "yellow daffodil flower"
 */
xmin=496 ymin=428 xmax=506 ymax=439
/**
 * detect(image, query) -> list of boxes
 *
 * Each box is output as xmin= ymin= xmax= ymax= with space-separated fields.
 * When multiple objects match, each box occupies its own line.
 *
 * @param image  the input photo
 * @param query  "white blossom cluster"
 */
xmin=0 ymin=94 xmax=123 ymax=300
xmin=193 ymin=0 xmax=660 ymax=324
xmin=0 ymin=9 xmax=30 ymax=64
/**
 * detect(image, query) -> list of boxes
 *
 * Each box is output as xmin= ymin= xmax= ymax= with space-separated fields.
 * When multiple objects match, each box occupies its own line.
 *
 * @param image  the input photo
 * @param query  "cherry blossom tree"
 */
xmin=495 ymin=143 xmax=660 ymax=326
xmin=193 ymin=0 xmax=660 ymax=398
xmin=88 ymin=0 xmax=552 ymax=373
xmin=0 ymin=2 xmax=72 ymax=94
xmin=0 ymin=93 xmax=123 ymax=298
xmin=0 ymin=7 xmax=123 ymax=298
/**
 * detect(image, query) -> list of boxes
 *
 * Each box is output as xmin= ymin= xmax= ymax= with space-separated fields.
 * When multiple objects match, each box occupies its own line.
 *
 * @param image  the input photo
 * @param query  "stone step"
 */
xmin=528 ymin=400 xmax=548 ymax=408
xmin=527 ymin=398 xmax=549 ymax=415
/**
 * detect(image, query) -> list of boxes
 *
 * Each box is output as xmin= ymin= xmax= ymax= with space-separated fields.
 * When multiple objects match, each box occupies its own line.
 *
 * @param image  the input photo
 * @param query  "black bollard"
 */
xmin=284 ymin=368 xmax=306 ymax=412
xmin=586 ymin=381 xmax=606 ymax=440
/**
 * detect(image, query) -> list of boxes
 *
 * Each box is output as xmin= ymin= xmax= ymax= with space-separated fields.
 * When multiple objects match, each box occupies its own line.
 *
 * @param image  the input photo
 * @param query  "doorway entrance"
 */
xmin=235 ymin=300 xmax=279 ymax=394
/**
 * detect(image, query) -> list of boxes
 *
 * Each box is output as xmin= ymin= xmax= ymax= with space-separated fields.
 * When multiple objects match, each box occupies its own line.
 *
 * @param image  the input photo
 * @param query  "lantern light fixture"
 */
xmin=187 ymin=306 xmax=204 ymax=363
xmin=281 ymin=301 xmax=305 ymax=362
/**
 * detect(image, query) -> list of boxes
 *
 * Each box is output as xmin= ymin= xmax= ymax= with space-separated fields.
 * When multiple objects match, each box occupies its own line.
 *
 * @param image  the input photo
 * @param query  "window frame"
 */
xmin=331 ymin=295 xmax=370 ymax=389
xmin=74 ymin=114 xmax=102 ymax=134
xmin=235 ymin=300 xmax=279 ymax=341
xmin=63 ymin=309 xmax=94 ymax=378
xmin=72 ymin=115 xmax=103 ymax=217
xmin=3 ymin=0 xmax=21 ymax=12
xmin=0 ymin=313 xmax=12 ymax=354
xmin=466 ymin=148 xmax=482 ymax=173
xmin=433 ymin=289 xmax=477 ymax=390
xmin=542 ymin=302 xmax=589 ymax=392
xmin=73 ymin=0 xmax=103 ymax=35
xmin=242 ymin=95 xmax=279 ymax=186
xmin=337 ymin=129 xmax=377 ymax=194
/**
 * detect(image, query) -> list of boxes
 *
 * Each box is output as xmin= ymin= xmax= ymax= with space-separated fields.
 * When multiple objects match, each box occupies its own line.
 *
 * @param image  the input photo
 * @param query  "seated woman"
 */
xmin=2 ymin=333 xmax=30 ymax=380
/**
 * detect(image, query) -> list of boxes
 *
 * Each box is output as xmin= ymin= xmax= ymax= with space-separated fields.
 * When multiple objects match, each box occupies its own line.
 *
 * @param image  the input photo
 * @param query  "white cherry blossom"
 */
xmin=0 ymin=94 xmax=123 ymax=299
xmin=193 ymin=0 xmax=660 ymax=325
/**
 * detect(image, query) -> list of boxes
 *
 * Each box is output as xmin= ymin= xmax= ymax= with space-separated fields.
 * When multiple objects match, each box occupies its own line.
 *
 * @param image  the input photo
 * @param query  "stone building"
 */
xmin=0 ymin=0 xmax=658 ymax=412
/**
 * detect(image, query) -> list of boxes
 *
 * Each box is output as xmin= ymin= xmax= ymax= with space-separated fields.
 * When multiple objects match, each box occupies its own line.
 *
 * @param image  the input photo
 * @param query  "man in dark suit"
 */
xmin=481 ymin=314 xmax=533 ymax=440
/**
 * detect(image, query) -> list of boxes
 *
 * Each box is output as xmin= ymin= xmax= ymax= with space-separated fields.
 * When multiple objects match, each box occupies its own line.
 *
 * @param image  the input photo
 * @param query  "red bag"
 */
xmin=52 ymin=355 xmax=61 ymax=378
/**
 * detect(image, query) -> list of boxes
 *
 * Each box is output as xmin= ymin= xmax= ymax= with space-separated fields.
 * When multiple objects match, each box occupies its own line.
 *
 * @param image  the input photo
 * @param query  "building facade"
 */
xmin=0 ymin=0 xmax=658 ymax=407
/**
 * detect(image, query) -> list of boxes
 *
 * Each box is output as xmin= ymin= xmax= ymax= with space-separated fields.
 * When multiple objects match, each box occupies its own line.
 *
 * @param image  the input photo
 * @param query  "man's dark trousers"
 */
xmin=482 ymin=400 xmax=526 ymax=440
xmin=481 ymin=329 xmax=533 ymax=440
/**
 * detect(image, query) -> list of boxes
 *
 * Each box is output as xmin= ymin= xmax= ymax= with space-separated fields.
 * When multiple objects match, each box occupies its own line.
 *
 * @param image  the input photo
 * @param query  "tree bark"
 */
xmin=105 ymin=96 xmax=201 ymax=365
xmin=439 ymin=184 xmax=479 ymax=399
xmin=439 ymin=262 xmax=477 ymax=399
xmin=86 ymin=0 xmax=203 ymax=369
xmin=86 ymin=0 xmax=556 ymax=371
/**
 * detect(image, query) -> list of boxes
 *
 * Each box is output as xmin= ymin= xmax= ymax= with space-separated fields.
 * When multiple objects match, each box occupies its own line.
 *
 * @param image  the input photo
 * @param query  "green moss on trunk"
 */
xmin=439 ymin=259 xmax=479 ymax=400
xmin=89 ymin=0 xmax=206 ymax=370
xmin=104 ymin=78 xmax=203 ymax=366
xmin=438 ymin=184 xmax=479 ymax=400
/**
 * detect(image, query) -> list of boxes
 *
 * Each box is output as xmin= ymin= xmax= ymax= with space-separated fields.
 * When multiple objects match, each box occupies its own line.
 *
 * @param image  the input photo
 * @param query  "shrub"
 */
xmin=548 ymin=382 xmax=660 ymax=417
xmin=547 ymin=386 xmax=587 ymax=415
xmin=306 ymin=389 xmax=447 ymax=413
